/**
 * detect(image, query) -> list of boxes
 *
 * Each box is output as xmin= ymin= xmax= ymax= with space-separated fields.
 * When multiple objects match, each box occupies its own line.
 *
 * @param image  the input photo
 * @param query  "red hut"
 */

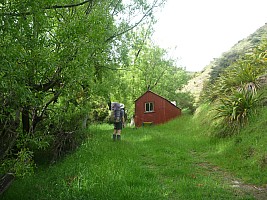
xmin=134 ymin=90 xmax=181 ymax=127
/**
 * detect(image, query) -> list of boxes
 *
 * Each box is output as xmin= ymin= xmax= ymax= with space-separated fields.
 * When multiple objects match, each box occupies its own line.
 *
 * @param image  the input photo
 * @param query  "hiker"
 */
xmin=112 ymin=103 xmax=125 ymax=141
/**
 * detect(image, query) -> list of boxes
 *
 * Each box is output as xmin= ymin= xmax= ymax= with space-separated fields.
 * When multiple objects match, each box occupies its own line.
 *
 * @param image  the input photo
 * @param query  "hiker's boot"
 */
xmin=113 ymin=134 xmax=116 ymax=141
xmin=117 ymin=135 xmax=121 ymax=141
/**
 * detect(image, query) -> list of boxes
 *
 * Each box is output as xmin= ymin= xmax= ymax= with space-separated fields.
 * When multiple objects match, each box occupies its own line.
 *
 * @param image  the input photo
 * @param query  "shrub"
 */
xmin=1 ymin=148 xmax=35 ymax=178
xmin=214 ymin=87 xmax=261 ymax=136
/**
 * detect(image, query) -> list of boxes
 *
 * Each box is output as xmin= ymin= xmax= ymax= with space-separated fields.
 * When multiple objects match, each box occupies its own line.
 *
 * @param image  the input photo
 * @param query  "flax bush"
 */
xmin=214 ymin=89 xmax=261 ymax=136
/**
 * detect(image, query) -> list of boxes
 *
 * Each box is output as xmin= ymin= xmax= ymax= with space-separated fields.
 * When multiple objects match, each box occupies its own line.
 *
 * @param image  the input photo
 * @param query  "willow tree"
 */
xmin=113 ymin=27 xmax=190 ymax=117
xmin=0 ymin=0 xmax=165 ymax=175
xmin=127 ymin=38 xmax=189 ymax=103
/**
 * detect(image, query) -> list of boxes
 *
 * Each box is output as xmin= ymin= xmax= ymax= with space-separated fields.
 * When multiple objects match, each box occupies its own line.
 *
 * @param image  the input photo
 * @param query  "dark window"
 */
xmin=145 ymin=102 xmax=154 ymax=112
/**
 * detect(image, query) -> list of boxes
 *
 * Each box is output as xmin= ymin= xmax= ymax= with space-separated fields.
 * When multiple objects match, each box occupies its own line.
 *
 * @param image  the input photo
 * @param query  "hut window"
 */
xmin=145 ymin=102 xmax=154 ymax=112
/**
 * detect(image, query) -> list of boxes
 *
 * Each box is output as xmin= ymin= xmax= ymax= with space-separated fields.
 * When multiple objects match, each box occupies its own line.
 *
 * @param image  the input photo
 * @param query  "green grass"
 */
xmin=205 ymin=106 xmax=267 ymax=185
xmin=3 ymin=112 xmax=266 ymax=199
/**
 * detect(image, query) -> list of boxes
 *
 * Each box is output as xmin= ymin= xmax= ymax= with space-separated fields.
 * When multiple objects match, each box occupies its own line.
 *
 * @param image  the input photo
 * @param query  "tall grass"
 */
xmin=206 ymin=107 xmax=267 ymax=185
xmin=2 ymin=115 xmax=260 ymax=200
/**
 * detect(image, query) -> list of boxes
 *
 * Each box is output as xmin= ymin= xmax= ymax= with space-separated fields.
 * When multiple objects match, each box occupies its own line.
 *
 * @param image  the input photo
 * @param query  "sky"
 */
xmin=152 ymin=0 xmax=267 ymax=72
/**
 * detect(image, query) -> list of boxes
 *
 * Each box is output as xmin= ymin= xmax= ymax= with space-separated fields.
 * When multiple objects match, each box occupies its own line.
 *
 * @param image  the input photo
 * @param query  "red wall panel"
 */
xmin=135 ymin=91 xmax=181 ymax=127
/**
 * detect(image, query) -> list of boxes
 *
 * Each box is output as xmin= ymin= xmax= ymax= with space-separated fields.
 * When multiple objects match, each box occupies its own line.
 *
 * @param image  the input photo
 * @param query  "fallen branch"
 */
xmin=0 ymin=173 xmax=15 ymax=195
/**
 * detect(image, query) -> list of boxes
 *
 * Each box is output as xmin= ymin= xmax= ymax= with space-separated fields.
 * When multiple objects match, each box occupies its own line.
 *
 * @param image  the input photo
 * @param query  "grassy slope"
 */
xmin=3 ymin=110 xmax=267 ymax=199
xmin=200 ymin=105 xmax=267 ymax=185
xmin=182 ymin=65 xmax=213 ymax=103
xmin=183 ymin=23 xmax=267 ymax=103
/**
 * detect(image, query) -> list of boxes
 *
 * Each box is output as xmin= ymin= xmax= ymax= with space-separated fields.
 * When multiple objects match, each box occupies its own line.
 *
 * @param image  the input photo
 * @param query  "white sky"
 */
xmin=152 ymin=0 xmax=267 ymax=72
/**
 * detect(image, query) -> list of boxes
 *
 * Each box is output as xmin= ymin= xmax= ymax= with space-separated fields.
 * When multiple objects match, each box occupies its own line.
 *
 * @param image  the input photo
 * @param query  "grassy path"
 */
xmin=2 ymin=115 xmax=258 ymax=199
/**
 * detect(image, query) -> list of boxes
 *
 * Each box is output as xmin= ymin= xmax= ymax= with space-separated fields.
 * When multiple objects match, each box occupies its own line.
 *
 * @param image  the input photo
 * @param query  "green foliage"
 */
xmin=1 ymin=148 xmax=35 ymax=178
xmin=175 ymin=92 xmax=196 ymax=114
xmin=214 ymin=89 xmax=261 ymax=135
xmin=134 ymin=43 xmax=189 ymax=96
xmin=0 ymin=129 xmax=53 ymax=176
xmin=0 ymin=0 xmax=166 ymax=175
xmin=12 ymin=148 xmax=35 ymax=177
xmin=201 ymin=40 xmax=267 ymax=136
xmin=209 ymin=50 xmax=241 ymax=83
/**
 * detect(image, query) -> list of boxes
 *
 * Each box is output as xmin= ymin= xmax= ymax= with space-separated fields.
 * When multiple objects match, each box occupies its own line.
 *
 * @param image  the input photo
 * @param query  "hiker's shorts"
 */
xmin=114 ymin=122 xmax=123 ymax=130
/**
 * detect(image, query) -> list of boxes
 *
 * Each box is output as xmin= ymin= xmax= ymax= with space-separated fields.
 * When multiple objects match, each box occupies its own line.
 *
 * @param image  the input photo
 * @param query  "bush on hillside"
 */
xmin=214 ymin=88 xmax=261 ymax=135
xmin=201 ymin=40 xmax=267 ymax=137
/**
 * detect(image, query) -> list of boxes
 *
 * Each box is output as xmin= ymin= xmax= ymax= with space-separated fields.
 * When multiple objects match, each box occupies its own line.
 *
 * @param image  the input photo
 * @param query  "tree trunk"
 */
xmin=82 ymin=114 xmax=89 ymax=129
xmin=22 ymin=107 xmax=30 ymax=133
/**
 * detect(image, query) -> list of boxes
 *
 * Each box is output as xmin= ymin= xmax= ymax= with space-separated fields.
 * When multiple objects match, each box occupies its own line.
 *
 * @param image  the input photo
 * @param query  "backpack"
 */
xmin=110 ymin=102 xmax=122 ymax=123
xmin=114 ymin=109 xmax=122 ymax=123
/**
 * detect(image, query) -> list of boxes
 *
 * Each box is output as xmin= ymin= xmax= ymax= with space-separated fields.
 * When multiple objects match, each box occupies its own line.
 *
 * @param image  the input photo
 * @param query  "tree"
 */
xmin=0 ymin=0 xmax=166 ymax=175
xmin=131 ymin=42 xmax=189 ymax=101
xmin=112 ymin=33 xmax=190 ymax=117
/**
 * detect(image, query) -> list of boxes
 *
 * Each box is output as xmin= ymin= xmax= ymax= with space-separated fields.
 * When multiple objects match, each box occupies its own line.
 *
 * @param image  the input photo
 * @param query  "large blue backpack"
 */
xmin=110 ymin=102 xmax=122 ymax=123
xmin=114 ymin=103 xmax=122 ymax=122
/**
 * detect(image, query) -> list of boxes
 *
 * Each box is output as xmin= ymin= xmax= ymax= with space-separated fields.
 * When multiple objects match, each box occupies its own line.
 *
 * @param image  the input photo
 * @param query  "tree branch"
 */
xmin=32 ymin=67 xmax=62 ymax=92
xmin=1 ymin=0 xmax=94 ymax=16
xmin=40 ymin=90 xmax=62 ymax=118
xmin=150 ymin=68 xmax=167 ymax=91
xmin=32 ymin=79 xmax=61 ymax=92
xmin=134 ymin=22 xmax=153 ymax=64
xmin=110 ymin=0 xmax=122 ymax=17
xmin=45 ymin=0 xmax=93 ymax=9
xmin=105 ymin=5 xmax=155 ymax=43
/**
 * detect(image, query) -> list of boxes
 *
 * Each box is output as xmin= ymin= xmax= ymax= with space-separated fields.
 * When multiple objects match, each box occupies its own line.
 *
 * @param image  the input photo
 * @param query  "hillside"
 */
xmin=183 ymin=23 xmax=267 ymax=102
